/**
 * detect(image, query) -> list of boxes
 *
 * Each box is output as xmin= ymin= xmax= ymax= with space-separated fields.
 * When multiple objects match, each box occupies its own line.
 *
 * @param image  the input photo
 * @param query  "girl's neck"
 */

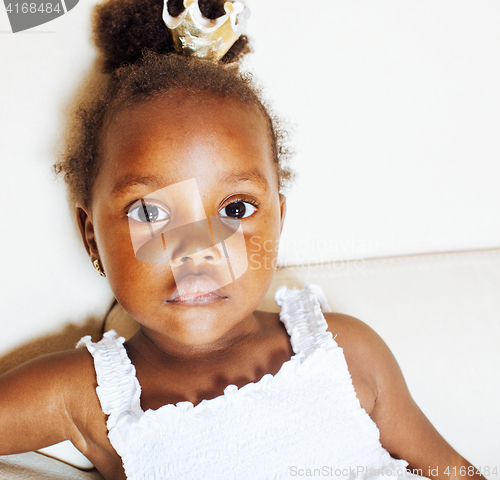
xmin=126 ymin=311 xmax=264 ymax=368
xmin=124 ymin=311 xmax=294 ymax=409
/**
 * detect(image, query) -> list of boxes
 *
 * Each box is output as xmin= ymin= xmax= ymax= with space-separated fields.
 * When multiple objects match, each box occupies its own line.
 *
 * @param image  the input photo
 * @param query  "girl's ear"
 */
xmin=75 ymin=205 xmax=100 ymax=261
xmin=279 ymin=194 xmax=287 ymax=235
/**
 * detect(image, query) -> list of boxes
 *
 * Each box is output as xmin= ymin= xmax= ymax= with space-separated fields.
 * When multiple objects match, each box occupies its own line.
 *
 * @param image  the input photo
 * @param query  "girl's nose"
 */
xmin=170 ymin=244 xmax=222 ymax=267
xmin=170 ymin=219 xmax=222 ymax=267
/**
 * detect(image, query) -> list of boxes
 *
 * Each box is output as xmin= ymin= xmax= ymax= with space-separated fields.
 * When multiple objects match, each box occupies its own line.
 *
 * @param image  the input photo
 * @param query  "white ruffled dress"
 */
xmin=77 ymin=284 xmax=426 ymax=480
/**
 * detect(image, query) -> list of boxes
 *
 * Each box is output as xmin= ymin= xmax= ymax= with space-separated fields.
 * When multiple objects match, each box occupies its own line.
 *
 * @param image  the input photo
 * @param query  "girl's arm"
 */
xmin=326 ymin=313 xmax=486 ymax=480
xmin=0 ymin=348 xmax=94 ymax=455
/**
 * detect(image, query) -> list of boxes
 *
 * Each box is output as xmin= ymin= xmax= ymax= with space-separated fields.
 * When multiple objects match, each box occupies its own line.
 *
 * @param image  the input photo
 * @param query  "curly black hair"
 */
xmin=54 ymin=0 xmax=293 ymax=208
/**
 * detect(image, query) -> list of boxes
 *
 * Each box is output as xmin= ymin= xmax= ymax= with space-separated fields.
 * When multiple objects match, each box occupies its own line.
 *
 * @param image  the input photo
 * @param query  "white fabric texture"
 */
xmin=77 ymin=284 xmax=424 ymax=480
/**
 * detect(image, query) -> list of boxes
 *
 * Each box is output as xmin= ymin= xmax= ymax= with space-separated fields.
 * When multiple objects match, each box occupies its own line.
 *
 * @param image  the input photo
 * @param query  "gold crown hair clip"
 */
xmin=163 ymin=0 xmax=250 ymax=62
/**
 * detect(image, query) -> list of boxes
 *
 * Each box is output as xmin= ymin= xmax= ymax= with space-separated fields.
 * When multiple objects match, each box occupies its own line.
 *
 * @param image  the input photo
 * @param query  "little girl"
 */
xmin=0 ymin=0 xmax=486 ymax=479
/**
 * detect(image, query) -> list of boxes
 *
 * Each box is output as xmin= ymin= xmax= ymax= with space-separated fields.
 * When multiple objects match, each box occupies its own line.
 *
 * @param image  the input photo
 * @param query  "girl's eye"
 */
xmin=128 ymin=202 xmax=170 ymax=224
xmin=219 ymin=201 xmax=257 ymax=219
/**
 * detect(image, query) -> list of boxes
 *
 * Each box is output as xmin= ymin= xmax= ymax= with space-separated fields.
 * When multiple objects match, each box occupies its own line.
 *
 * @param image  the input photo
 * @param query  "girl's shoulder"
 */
xmin=0 ymin=346 xmax=121 ymax=475
xmin=43 ymin=347 xmax=119 ymax=469
xmin=322 ymin=312 xmax=399 ymax=416
xmin=323 ymin=311 xmax=390 ymax=359
xmin=0 ymin=346 xmax=99 ymax=417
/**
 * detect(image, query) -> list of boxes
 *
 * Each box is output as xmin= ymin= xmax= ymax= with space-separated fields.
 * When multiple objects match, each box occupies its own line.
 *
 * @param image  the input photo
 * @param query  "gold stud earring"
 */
xmin=92 ymin=259 xmax=106 ymax=277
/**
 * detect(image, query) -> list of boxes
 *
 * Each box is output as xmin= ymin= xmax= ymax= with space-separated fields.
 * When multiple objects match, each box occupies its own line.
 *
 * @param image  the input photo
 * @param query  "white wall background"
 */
xmin=247 ymin=0 xmax=500 ymax=265
xmin=1 ymin=0 xmax=112 ymax=353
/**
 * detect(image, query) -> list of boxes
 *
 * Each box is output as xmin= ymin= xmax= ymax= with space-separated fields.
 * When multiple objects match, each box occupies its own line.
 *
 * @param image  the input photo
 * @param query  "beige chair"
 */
xmin=1 ymin=247 xmax=499 ymax=479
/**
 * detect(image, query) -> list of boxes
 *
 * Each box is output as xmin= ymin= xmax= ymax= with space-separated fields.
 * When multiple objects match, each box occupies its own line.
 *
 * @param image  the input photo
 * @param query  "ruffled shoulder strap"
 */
xmin=275 ymin=282 xmax=337 ymax=358
xmin=76 ymin=330 xmax=143 ymax=431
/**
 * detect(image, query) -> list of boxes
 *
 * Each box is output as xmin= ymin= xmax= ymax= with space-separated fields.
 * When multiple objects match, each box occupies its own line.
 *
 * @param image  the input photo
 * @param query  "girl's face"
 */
xmin=77 ymin=91 xmax=286 ymax=349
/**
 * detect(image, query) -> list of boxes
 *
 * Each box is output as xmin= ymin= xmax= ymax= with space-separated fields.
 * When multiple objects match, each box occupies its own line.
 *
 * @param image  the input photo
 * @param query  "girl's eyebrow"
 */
xmin=111 ymin=174 xmax=168 ymax=198
xmin=111 ymin=169 xmax=269 ymax=198
xmin=220 ymin=169 xmax=269 ymax=192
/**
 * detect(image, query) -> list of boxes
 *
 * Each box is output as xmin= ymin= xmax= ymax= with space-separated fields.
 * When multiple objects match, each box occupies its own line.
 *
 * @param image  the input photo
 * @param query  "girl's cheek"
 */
xmin=246 ymin=235 xmax=280 ymax=275
xmin=219 ymin=225 xmax=248 ymax=281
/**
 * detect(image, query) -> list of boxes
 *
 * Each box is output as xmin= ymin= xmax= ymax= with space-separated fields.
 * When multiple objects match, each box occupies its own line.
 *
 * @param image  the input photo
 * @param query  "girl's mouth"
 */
xmin=166 ymin=274 xmax=227 ymax=306
xmin=167 ymin=292 xmax=227 ymax=306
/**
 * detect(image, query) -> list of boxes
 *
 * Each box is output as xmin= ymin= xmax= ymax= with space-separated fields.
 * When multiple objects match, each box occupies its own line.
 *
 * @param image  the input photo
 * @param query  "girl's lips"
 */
xmin=167 ymin=292 xmax=227 ymax=306
xmin=167 ymin=274 xmax=227 ymax=305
